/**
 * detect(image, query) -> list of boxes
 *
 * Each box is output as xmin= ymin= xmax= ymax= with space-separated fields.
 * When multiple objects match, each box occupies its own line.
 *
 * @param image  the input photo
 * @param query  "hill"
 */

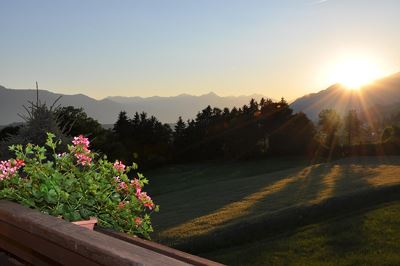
xmin=0 ymin=85 xmax=264 ymax=125
xmin=3 ymin=71 xmax=399 ymax=126
xmin=105 ymin=92 xmax=265 ymax=122
xmin=205 ymin=200 xmax=400 ymax=265
xmin=290 ymin=72 xmax=400 ymax=121
xmin=0 ymin=85 xmax=122 ymax=125
xmin=147 ymin=156 xmax=400 ymax=254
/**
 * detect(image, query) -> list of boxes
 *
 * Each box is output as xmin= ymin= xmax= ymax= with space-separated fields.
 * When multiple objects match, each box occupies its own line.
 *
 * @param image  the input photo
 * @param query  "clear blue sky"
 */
xmin=1 ymin=0 xmax=399 ymax=100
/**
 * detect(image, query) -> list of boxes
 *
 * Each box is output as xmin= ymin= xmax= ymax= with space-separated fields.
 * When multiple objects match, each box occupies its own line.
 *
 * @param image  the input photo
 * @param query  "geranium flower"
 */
xmin=134 ymin=217 xmax=142 ymax=226
xmin=118 ymin=181 xmax=128 ymax=191
xmin=0 ymin=159 xmax=24 ymax=180
xmin=72 ymin=135 xmax=90 ymax=148
xmin=130 ymin=178 xmax=141 ymax=190
xmin=113 ymin=160 xmax=126 ymax=173
xmin=137 ymin=191 xmax=155 ymax=210
xmin=72 ymin=135 xmax=92 ymax=166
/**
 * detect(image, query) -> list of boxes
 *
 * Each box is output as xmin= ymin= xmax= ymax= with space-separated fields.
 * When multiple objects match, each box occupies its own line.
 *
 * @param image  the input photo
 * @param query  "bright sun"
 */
xmin=328 ymin=57 xmax=383 ymax=90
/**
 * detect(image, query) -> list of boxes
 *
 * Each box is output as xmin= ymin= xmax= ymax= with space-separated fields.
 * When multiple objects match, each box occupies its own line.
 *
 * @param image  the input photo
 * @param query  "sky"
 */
xmin=1 ymin=0 xmax=400 ymax=101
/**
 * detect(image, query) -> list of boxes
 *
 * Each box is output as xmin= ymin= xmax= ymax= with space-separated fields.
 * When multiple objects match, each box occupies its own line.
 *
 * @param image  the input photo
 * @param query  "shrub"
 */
xmin=0 ymin=102 xmax=68 ymax=160
xmin=0 ymin=133 xmax=158 ymax=238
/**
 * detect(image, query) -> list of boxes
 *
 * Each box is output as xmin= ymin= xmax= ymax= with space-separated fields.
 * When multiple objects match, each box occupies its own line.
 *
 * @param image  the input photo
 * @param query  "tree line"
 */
xmin=1 ymin=98 xmax=400 ymax=168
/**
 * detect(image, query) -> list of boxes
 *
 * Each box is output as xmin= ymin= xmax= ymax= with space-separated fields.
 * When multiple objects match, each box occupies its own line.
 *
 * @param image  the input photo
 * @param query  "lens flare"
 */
xmin=327 ymin=57 xmax=384 ymax=89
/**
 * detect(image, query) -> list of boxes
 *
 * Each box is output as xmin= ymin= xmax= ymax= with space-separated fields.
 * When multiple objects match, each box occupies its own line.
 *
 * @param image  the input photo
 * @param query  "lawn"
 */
xmin=147 ymin=157 xmax=309 ymax=196
xmin=204 ymin=200 xmax=400 ymax=265
xmin=147 ymin=156 xmax=400 ymax=254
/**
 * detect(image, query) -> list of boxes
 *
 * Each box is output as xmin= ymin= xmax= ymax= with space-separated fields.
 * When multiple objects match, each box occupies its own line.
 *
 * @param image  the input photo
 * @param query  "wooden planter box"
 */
xmin=0 ymin=200 xmax=223 ymax=266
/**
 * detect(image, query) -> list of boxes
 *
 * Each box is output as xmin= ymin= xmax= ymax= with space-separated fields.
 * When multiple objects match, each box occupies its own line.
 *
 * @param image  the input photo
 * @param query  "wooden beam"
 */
xmin=96 ymin=227 xmax=224 ymax=266
xmin=0 ymin=200 xmax=221 ymax=265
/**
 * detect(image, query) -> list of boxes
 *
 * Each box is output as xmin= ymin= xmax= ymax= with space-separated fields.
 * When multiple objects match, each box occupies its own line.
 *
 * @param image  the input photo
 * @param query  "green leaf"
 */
xmin=60 ymin=191 xmax=69 ymax=201
xmin=79 ymin=208 xmax=92 ymax=220
xmin=39 ymin=184 xmax=49 ymax=194
xmin=111 ymin=193 xmax=121 ymax=202
xmin=52 ymin=203 xmax=65 ymax=216
xmin=46 ymin=189 xmax=58 ymax=203
xmin=32 ymin=187 xmax=43 ymax=199
xmin=64 ymin=211 xmax=82 ymax=222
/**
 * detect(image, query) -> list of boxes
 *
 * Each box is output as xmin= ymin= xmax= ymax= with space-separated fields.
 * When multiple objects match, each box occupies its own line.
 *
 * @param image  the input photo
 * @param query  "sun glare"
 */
xmin=328 ymin=57 xmax=384 ymax=90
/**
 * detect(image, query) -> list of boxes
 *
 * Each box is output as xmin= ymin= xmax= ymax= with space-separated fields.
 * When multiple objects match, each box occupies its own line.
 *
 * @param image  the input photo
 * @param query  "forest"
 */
xmin=1 ymin=97 xmax=400 ymax=169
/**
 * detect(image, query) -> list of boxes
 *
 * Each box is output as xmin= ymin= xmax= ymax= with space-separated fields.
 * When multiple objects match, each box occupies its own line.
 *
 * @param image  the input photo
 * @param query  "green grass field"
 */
xmin=146 ymin=156 xmax=400 ymax=264
xmin=204 ymin=200 xmax=400 ymax=265
xmin=147 ymin=157 xmax=309 ymax=196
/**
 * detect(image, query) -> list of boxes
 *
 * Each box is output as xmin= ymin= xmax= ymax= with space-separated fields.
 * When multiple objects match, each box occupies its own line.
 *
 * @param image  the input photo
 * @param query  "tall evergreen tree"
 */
xmin=344 ymin=109 xmax=361 ymax=145
xmin=318 ymin=109 xmax=341 ymax=157
xmin=114 ymin=111 xmax=131 ymax=140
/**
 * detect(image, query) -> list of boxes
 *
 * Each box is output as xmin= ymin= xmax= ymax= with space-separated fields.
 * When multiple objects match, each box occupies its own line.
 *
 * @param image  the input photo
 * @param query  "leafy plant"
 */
xmin=0 ymin=133 xmax=158 ymax=238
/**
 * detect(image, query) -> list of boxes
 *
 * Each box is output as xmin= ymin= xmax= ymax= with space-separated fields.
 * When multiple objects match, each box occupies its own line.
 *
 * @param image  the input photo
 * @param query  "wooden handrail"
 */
xmin=96 ymin=227 xmax=224 ymax=266
xmin=0 ymin=200 xmax=223 ymax=266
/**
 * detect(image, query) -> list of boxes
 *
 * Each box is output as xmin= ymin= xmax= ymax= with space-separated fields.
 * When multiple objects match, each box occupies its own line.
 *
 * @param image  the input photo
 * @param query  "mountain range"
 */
xmin=0 ymin=85 xmax=263 ymax=125
xmin=1 ymin=72 xmax=399 ymax=126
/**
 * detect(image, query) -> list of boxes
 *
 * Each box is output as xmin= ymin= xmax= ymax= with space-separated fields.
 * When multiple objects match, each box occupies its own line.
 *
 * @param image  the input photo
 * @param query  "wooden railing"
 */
xmin=0 ymin=200 xmax=224 ymax=266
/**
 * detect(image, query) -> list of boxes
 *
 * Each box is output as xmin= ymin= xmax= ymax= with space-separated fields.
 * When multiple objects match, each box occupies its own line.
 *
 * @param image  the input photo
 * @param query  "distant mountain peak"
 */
xmin=0 ymin=86 xmax=267 ymax=125
xmin=203 ymin=92 xmax=218 ymax=97
xmin=176 ymin=93 xmax=192 ymax=98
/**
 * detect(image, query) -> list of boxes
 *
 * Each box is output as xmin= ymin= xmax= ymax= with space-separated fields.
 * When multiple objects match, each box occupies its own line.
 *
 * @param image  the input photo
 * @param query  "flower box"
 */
xmin=0 ymin=133 xmax=158 ymax=239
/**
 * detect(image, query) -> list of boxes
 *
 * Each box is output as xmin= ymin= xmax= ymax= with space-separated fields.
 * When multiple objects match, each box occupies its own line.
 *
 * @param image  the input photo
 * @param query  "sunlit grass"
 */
xmin=310 ymin=165 xmax=339 ymax=204
xmin=150 ymin=156 xmax=400 ymax=248
xmin=161 ymin=168 xmax=310 ymax=238
xmin=147 ymin=157 xmax=309 ymax=196
xmin=205 ymin=201 xmax=400 ymax=265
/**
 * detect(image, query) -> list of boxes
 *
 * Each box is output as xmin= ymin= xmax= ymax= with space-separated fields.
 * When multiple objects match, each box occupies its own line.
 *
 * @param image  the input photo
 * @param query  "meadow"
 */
xmin=205 ymin=200 xmax=400 ymax=265
xmin=147 ymin=156 xmax=400 ymax=264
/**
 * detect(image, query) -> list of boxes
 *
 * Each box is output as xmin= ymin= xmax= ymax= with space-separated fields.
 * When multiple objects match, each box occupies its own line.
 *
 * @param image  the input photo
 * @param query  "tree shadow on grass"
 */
xmin=152 ymin=164 xmax=313 ymax=231
xmin=154 ymin=163 xmax=334 ymax=246
xmin=247 ymin=163 xmax=333 ymax=214
xmin=148 ymin=157 xmax=308 ymax=196
xmin=318 ymin=162 xmax=378 ymax=259
xmin=281 ymin=160 xmax=400 ymax=264
xmin=154 ymin=157 xmax=400 ymax=253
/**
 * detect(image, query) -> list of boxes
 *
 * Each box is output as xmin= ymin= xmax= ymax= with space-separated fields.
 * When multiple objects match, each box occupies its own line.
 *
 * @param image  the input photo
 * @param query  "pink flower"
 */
xmin=75 ymin=153 xmax=92 ymax=166
xmin=135 ymin=187 xmax=142 ymax=197
xmin=118 ymin=181 xmax=128 ymax=191
xmin=113 ymin=160 xmax=126 ymax=173
xmin=130 ymin=178 xmax=141 ymax=190
xmin=72 ymin=135 xmax=90 ymax=148
xmin=137 ymin=191 xmax=155 ymax=210
xmin=134 ymin=217 xmax=142 ymax=226
xmin=0 ymin=159 xmax=24 ymax=181
xmin=118 ymin=201 xmax=129 ymax=209
xmin=72 ymin=135 xmax=92 ymax=166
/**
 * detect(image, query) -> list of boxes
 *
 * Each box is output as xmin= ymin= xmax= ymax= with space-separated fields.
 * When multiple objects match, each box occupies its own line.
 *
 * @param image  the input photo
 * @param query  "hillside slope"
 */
xmin=206 ymin=200 xmax=400 ymax=265
xmin=290 ymin=72 xmax=400 ymax=120
xmin=149 ymin=157 xmax=400 ymax=251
